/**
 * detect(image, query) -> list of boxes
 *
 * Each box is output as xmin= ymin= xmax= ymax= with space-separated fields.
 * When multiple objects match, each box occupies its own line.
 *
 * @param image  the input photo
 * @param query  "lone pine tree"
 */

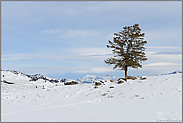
xmin=104 ymin=24 xmax=148 ymax=81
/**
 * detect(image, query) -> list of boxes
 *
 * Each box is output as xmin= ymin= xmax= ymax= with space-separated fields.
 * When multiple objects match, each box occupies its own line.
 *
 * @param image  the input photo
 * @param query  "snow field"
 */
xmin=1 ymin=72 xmax=182 ymax=122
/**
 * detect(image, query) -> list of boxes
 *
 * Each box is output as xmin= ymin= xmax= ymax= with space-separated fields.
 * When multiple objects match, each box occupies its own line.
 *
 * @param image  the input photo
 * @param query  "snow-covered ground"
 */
xmin=1 ymin=70 xmax=182 ymax=122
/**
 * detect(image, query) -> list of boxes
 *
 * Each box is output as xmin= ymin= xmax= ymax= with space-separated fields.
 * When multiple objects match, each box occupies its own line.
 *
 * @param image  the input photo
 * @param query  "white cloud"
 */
xmin=2 ymin=54 xmax=33 ymax=61
xmin=144 ymin=62 xmax=181 ymax=67
xmin=104 ymin=33 xmax=114 ymax=40
xmin=62 ymin=30 xmax=101 ymax=38
xmin=16 ymin=66 xmax=73 ymax=75
xmin=145 ymin=29 xmax=181 ymax=41
xmin=146 ymin=52 xmax=182 ymax=63
xmin=41 ymin=29 xmax=61 ymax=34
xmin=1 ymin=47 xmax=112 ymax=62
xmin=73 ymin=67 xmax=112 ymax=74
xmin=71 ymin=47 xmax=111 ymax=56
xmin=146 ymin=46 xmax=181 ymax=49
xmin=1 ymin=53 xmax=77 ymax=62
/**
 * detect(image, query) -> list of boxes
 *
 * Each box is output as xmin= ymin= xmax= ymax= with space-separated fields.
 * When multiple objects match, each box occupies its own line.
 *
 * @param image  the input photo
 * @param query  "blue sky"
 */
xmin=1 ymin=1 xmax=182 ymax=80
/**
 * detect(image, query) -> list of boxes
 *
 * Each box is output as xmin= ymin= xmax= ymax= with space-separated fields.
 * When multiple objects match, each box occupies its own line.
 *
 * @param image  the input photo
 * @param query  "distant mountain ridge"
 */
xmin=76 ymin=74 xmax=118 ymax=83
xmin=158 ymin=70 xmax=182 ymax=76
xmin=168 ymin=70 xmax=182 ymax=74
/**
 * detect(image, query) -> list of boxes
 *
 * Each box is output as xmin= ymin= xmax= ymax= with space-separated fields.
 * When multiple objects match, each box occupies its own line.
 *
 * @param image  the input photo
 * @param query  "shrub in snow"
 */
xmin=127 ymin=76 xmax=137 ymax=80
xmin=95 ymin=82 xmax=102 ymax=86
xmin=65 ymin=81 xmax=78 ymax=85
xmin=135 ymin=94 xmax=139 ymax=97
xmin=94 ymin=86 xmax=98 ymax=89
xmin=110 ymin=85 xmax=115 ymax=88
xmin=110 ymin=80 xmax=114 ymax=82
xmin=100 ymin=80 xmax=105 ymax=83
xmin=101 ymin=93 xmax=107 ymax=96
xmin=108 ymin=96 xmax=113 ymax=98
xmin=118 ymin=78 xmax=125 ymax=81
xmin=118 ymin=80 xmax=125 ymax=84
xmin=140 ymin=76 xmax=147 ymax=80
xmin=2 ymin=80 xmax=14 ymax=84
xmin=118 ymin=76 xmax=137 ymax=81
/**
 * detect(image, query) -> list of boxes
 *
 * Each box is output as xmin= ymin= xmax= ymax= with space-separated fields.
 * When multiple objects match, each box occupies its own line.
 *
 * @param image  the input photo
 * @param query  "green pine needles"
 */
xmin=104 ymin=24 xmax=148 ymax=81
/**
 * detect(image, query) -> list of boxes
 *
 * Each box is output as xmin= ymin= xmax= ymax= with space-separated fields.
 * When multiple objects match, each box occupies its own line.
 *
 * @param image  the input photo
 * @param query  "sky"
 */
xmin=1 ymin=1 xmax=182 ymax=80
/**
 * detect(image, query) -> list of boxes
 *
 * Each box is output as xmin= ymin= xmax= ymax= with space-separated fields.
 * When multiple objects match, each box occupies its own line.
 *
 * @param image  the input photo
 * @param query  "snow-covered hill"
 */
xmin=1 ymin=70 xmax=68 ymax=87
xmin=1 ymin=70 xmax=182 ymax=122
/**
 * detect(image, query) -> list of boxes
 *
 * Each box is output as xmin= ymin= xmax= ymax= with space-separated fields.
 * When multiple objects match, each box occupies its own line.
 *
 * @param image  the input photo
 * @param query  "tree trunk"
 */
xmin=125 ymin=65 xmax=128 ymax=82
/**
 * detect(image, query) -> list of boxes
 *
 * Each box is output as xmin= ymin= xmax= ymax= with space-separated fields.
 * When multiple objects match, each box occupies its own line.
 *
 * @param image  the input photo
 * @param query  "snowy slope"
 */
xmin=1 ymin=70 xmax=31 ymax=84
xmin=1 ymin=70 xmax=65 ymax=86
xmin=1 ymin=70 xmax=182 ymax=122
